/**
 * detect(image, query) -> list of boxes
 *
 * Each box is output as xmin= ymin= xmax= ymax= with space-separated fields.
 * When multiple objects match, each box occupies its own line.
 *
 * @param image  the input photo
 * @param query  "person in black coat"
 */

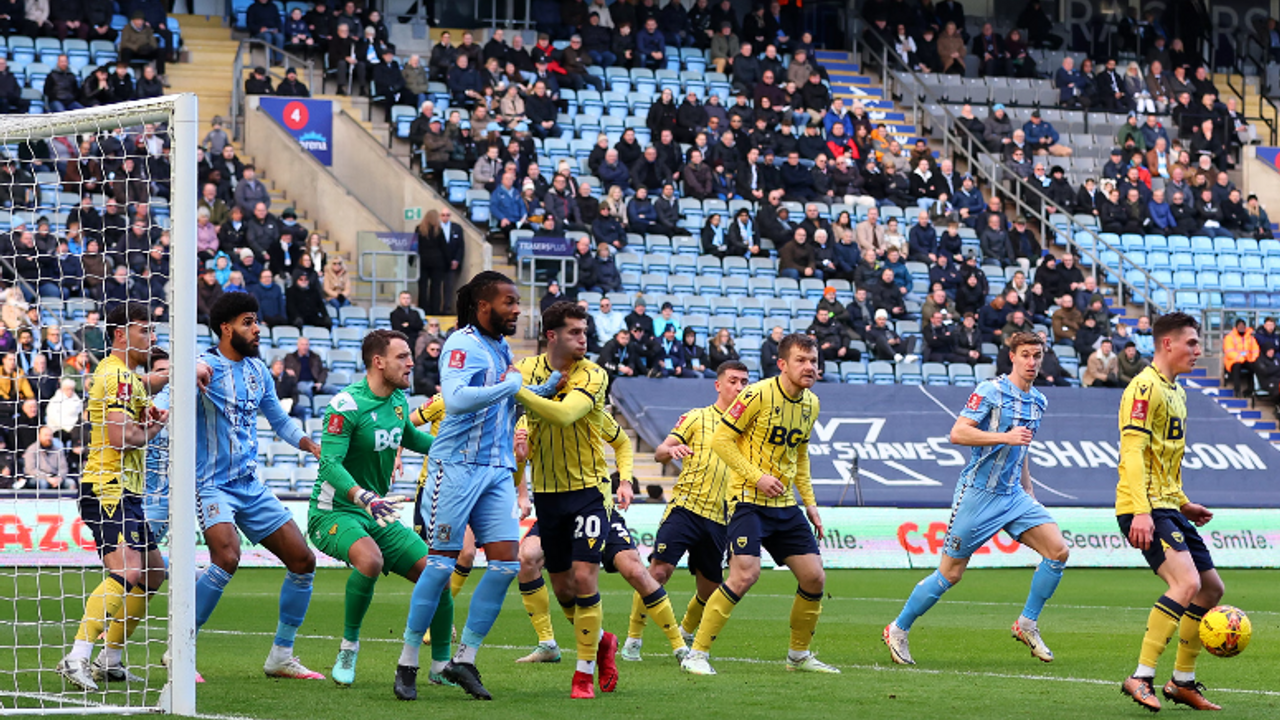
xmin=413 ymin=339 xmax=442 ymax=395
xmin=285 ymin=272 xmax=332 ymax=328
xmin=415 ymin=207 xmax=465 ymax=314
xmin=390 ymin=290 xmax=425 ymax=349
xmin=599 ymin=328 xmax=643 ymax=382
xmin=0 ymin=58 xmax=28 ymax=114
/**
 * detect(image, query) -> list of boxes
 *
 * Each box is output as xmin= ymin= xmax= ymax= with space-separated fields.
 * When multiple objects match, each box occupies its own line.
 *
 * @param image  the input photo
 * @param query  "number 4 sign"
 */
xmin=260 ymin=97 xmax=333 ymax=166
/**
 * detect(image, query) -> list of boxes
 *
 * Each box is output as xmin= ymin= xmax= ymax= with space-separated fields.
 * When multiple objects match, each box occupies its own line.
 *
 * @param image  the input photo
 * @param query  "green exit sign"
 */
xmin=404 ymin=207 xmax=422 ymax=221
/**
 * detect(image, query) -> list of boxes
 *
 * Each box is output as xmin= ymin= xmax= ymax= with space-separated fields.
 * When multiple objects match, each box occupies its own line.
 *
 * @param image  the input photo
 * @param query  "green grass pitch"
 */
xmin=4 ymin=567 xmax=1278 ymax=719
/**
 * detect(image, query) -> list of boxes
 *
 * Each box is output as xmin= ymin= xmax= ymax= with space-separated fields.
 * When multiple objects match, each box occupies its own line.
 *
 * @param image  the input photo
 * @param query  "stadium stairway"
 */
xmin=165 ymin=15 xmax=238 ymax=129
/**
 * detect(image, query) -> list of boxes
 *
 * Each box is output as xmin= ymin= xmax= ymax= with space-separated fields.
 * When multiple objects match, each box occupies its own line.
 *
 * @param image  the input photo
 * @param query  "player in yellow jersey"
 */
xmin=682 ymin=333 xmax=838 ymax=676
xmin=56 ymin=304 xmax=169 ymax=691
xmin=513 ymin=411 xmax=653 ymax=664
xmin=513 ymin=302 xmax=688 ymax=699
xmin=621 ymin=360 xmax=750 ymax=661
xmin=1116 ymin=312 xmax=1225 ymax=712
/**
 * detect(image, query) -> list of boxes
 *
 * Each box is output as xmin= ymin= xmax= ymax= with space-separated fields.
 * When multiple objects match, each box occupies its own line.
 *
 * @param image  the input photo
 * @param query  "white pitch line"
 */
xmin=195 ymin=628 xmax=1280 ymax=698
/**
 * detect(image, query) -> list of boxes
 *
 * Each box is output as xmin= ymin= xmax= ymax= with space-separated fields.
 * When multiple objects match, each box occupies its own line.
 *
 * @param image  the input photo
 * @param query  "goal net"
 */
xmin=0 ymin=95 xmax=198 ymax=715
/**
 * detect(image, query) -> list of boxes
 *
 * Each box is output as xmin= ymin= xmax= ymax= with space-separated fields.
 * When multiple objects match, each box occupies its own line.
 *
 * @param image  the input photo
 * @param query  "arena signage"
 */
xmin=260 ymin=97 xmax=334 ymax=166
xmin=2 ymin=502 xmax=1276 ymax=570
xmin=612 ymin=381 xmax=1279 ymax=508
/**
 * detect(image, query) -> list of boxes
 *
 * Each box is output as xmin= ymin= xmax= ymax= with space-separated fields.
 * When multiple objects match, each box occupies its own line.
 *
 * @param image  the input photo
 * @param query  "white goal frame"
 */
xmin=0 ymin=94 xmax=198 ymax=716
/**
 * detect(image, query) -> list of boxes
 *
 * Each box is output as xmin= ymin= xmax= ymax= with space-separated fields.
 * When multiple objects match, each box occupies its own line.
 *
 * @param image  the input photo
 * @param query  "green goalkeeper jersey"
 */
xmin=310 ymin=377 xmax=434 ymax=514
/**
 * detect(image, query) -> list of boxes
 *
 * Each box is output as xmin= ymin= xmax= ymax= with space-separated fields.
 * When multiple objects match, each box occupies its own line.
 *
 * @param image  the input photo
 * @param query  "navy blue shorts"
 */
xmin=725 ymin=502 xmax=819 ymax=564
xmin=79 ymin=487 xmax=157 ymax=558
xmin=532 ymin=487 xmax=632 ymax=574
xmin=652 ymin=506 xmax=727 ymax=583
xmin=1118 ymin=509 xmax=1215 ymax=575
xmin=528 ymin=501 xmax=636 ymax=574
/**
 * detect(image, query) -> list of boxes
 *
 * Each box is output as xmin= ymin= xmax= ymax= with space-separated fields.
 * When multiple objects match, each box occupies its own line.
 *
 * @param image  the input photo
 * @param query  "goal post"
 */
xmin=0 ymin=94 xmax=197 ymax=715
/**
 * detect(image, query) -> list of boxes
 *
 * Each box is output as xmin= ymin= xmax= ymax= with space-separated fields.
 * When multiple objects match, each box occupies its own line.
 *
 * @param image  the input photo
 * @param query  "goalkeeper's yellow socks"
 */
xmin=692 ymin=585 xmax=740 ymax=653
xmin=682 ymin=592 xmax=708 ymax=635
xmin=1135 ymin=595 xmax=1185 ymax=677
xmin=1173 ymin=603 xmax=1209 ymax=682
xmin=627 ymin=591 xmax=647 ymax=640
xmin=70 ymin=574 xmax=127 ymax=660
xmin=450 ymin=565 xmax=472 ymax=598
xmin=789 ymin=586 xmax=823 ymax=653
xmin=518 ymin=576 xmax=557 ymax=644
xmin=344 ymin=569 xmax=378 ymax=643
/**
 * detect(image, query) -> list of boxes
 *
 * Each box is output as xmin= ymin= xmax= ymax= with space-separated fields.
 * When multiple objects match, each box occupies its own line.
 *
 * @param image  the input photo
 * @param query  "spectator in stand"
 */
xmin=390 ymin=291 xmax=424 ymax=349
xmin=490 ymin=171 xmax=524 ymax=235
xmin=708 ymin=327 xmax=739 ymax=368
xmin=248 ymin=269 xmax=288 ymax=327
xmin=600 ymin=328 xmax=641 ymax=381
xmin=23 ymin=426 xmax=70 ymax=491
xmin=637 ymin=16 xmax=666 ymax=69
xmin=1117 ymin=341 xmax=1148 ymax=386
xmin=971 ymin=23 xmax=1007 ymax=77
xmin=778 ymin=227 xmax=815 ymax=279
xmin=413 ymin=338 xmax=442 ymax=396
xmin=678 ymin=328 xmax=714 ymax=378
xmin=234 ymin=164 xmax=270 ymax=214
xmin=45 ymin=378 xmax=82 ymax=443
xmin=655 ymin=324 xmax=688 ymax=378
xmin=868 ymin=309 xmax=916 ymax=362
xmin=1083 ymin=338 xmax=1121 ymax=387
xmin=1224 ymin=318 xmax=1260 ymax=398
xmin=275 ymin=66 xmax=309 ymax=97
xmin=322 ymin=255 xmax=351 ymax=310
xmin=1024 ymin=110 xmax=1072 ymax=156
xmin=247 ymin=0 xmax=285 ymax=66
xmin=269 ymin=356 xmax=304 ymax=418
xmin=807 ymin=307 xmax=857 ymax=362
xmin=1255 ymin=317 xmax=1280 ymax=357
xmin=120 ymin=12 xmax=165 ymax=76
xmin=760 ymin=325 xmax=783 ymax=378
xmin=1052 ymin=294 xmax=1082 ymax=344
xmin=447 ymin=54 xmax=485 ymax=109
xmin=286 ymin=271 xmax=332 ymax=327
xmin=197 ymin=266 xmax=223 ymax=325
xmin=28 ymin=354 xmax=59 ymax=406
xmin=593 ymin=297 xmax=626 ymax=347
xmin=1055 ymin=56 xmax=1088 ymax=108
xmin=284 ymin=336 xmax=337 ymax=396
xmin=43 ymin=55 xmax=82 ymax=112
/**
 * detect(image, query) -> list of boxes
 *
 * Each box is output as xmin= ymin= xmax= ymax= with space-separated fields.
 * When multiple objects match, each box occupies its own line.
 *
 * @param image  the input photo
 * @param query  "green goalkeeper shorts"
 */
xmin=307 ymin=509 xmax=428 ymax=578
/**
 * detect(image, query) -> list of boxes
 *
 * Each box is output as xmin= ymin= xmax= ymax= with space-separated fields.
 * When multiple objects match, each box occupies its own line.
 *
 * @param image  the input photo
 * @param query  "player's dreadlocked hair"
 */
xmin=456 ymin=270 xmax=516 ymax=332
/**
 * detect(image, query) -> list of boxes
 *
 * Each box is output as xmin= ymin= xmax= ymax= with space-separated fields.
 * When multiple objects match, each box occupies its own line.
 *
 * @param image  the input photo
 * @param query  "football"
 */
xmin=1199 ymin=605 xmax=1252 ymax=658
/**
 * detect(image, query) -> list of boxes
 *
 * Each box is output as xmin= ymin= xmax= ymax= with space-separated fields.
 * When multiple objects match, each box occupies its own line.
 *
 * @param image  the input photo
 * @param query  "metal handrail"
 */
xmin=1198 ymin=307 xmax=1275 ymax=356
xmin=1231 ymin=32 xmax=1280 ymax=145
xmin=230 ymin=39 xmax=318 ymax=142
xmin=357 ymin=249 xmax=416 ymax=306
xmin=873 ymin=42 xmax=1173 ymax=316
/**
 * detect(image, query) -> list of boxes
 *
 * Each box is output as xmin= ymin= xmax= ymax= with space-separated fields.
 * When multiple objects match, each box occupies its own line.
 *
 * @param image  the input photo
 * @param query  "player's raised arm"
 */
xmin=514 ymin=385 xmax=593 ymax=425
xmin=440 ymin=340 xmax=523 ymax=415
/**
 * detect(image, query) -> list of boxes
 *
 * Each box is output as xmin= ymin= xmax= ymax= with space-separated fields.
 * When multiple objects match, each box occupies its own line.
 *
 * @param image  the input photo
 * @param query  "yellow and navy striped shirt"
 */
xmin=713 ymin=378 xmax=818 ymax=509
xmin=1116 ymin=365 xmax=1191 ymax=515
xmin=516 ymin=354 xmax=611 ymax=494
xmin=84 ymin=354 xmax=151 ymax=497
xmin=666 ymin=405 xmax=733 ymax=523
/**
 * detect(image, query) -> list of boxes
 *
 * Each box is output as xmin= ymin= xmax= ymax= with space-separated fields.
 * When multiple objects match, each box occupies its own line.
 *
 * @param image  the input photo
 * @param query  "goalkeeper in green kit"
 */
xmin=306 ymin=329 xmax=453 ymax=688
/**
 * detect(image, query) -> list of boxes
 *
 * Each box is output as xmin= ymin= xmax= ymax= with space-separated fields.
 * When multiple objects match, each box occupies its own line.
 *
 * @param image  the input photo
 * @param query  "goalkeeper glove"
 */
xmin=526 ymin=370 xmax=563 ymax=398
xmin=353 ymin=489 xmax=407 ymax=528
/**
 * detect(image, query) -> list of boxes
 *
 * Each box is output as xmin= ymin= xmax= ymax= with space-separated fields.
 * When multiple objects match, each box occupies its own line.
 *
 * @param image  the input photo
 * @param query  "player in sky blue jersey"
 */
xmin=394 ymin=271 xmax=562 ymax=702
xmin=193 ymin=293 xmax=327 ymax=681
xmin=144 ymin=350 xmax=171 ymax=544
xmin=883 ymin=332 xmax=1070 ymax=666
